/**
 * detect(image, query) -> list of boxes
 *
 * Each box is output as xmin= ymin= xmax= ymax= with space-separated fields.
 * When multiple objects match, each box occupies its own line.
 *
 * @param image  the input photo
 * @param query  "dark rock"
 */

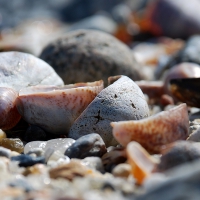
xmin=11 ymin=154 xmax=45 ymax=167
xmin=135 ymin=159 xmax=200 ymax=200
xmin=156 ymin=141 xmax=200 ymax=172
xmin=24 ymin=125 xmax=47 ymax=142
xmin=40 ymin=29 xmax=144 ymax=85
xmin=65 ymin=133 xmax=107 ymax=159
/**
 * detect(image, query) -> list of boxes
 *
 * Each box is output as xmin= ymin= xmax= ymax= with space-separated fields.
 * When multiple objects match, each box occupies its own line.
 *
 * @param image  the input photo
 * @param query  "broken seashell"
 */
xmin=111 ymin=103 xmax=189 ymax=153
xmin=126 ymin=141 xmax=157 ymax=185
xmin=69 ymin=75 xmax=149 ymax=146
xmin=170 ymin=78 xmax=200 ymax=108
xmin=0 ymin=87 xmax=21 ymax=130
xmin=16 ymin=80 xmax=103 ymax=135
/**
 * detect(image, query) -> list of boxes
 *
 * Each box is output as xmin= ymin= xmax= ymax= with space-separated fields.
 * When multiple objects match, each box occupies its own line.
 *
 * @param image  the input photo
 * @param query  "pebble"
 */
xmin=65 ymin=133 xmax=107 ymax=159
xmin=102 ymin=148 xmax=127 ymax=172
xmin=24 ymin=141 xmax=47 ymax=154
xmin=0 ymin=138 xmax=24 ymax=153
xmin=112 ymin=163 xmax=131 ymax=178
xmin=81 ymin=157 xmax=104 ymax=173
xmin=156 ymin=141 xmax=200 ymax=172
xmin=11 ymin=154 xmax=45 ymax=167
xmin=40 ymin=29 xmax=144 ymax=84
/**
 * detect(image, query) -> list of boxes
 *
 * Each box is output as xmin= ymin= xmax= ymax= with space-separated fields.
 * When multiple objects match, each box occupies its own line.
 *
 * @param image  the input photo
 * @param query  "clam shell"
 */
xmin=111 ymin=103 xmax=189 ymax=153
xmin=69 ymin=75 xmax=149 ymax=146
xmin=0 ymin=87 xmax=21 ymax=130
xmin=16 ymin=80 xmax=103 ymax=135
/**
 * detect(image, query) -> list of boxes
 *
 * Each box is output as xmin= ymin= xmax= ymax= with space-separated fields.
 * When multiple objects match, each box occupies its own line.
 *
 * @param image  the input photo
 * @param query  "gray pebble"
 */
xmin=40 ymin=29 xmax=144 ymax=84
xmin=65 ymin=133 xmax=107 ymax=159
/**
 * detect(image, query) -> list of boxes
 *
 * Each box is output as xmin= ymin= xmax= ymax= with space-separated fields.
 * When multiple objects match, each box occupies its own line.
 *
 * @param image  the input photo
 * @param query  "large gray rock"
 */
xmin=0 ymin=51 xmax=64 ymax=91
xmin=40 ymin=29 xmax=144 ymax=84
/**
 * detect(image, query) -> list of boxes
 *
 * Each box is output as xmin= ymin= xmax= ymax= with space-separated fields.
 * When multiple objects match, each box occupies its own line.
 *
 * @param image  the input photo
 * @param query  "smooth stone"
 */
xmin=24 ymin=125 xmax=47 ymax=142
xmin=0 ymin=51 xmax=63 ymax=92
xmin=156 ymin=141 xmax=200 ymax=172
xmin=0 ymin=146 xmax=11 ymax=158
xmin=24 ymin=141 xmax=47 ymax=154
xmin=81 ymin=157 xmax=104 ymax=173
xmin=27 ymin=148 xmax=44 ymax=157
xmin=0 ymin=138 xmax=24 ymax=153
xmin=112 ymin=163 xmax=131 ymax=178
xmin=40 ymin=29 xmax=144 ymax=84
xmin=65 ymin=133 xmax=107 ymax=159
xmin=135 ymin=159 xmax=200 ymax=200
xmin=11 ymin=154 xmax=45 ymax=167
xmin=45 ymin=138 xmax=75 ymax=154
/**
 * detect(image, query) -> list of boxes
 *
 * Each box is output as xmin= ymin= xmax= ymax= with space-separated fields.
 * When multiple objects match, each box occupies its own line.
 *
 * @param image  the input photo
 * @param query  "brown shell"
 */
xmin=111 ymin=103 xmax=189 ymax=153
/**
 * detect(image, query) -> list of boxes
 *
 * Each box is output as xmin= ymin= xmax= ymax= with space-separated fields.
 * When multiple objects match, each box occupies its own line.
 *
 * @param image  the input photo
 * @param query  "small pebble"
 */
xmin=0 ymin=138 xmax=24 ymax=153
xmin=0 ymin=146 xmax=11 ymax=158
xmin=112 ymin=163 xmax=131 ymax=178
xmin=11 ymin=154 xmax=45 ymax=167
xmin=24 ymin=141 xmax=47 ymax=154
xmin=65 ymin=133 xmax=107 ymax=159
xmin=81 ymin=157 xmax=104 ymax=173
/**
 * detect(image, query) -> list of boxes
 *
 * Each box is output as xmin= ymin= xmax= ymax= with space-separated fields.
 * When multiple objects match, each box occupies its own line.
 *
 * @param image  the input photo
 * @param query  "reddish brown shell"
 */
xmin=0 ymin=87 xmax=21 ymax=130
xmin=111 ymin=103 xmax=189 ymax=153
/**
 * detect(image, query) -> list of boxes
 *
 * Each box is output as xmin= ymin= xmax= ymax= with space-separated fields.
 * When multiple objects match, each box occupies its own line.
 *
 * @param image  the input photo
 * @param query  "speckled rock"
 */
xmin=69 ymin=75 xmax=149 ymax=146
xmin=40 ymin=29 xmax=144 ymax=84
xmin=65 ymin=133 xmax=107 ymax=159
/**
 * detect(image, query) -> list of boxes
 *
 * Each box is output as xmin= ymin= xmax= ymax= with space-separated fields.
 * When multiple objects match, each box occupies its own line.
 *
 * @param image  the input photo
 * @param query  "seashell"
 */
xmin=16 ymin=80 xmax=103 ymax=135
xmin=164 ymin=63 xmax=200 ymax=95
xmin=111 ymin=103 xmax=189 ymax=153
xmin=69 ymin=75 xmax=149 ymax=146
xmin=126 ymin=141 xmax=157 ymax=185
xmin=170 ymin=78 xmax=200 ymax=108
xmin=0 ymin=87 xmax=21 ymax=130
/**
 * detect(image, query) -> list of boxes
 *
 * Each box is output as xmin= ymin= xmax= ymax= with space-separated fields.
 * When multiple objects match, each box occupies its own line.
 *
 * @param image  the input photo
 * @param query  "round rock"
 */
xmin=65 ymin=133 xmax=107 ymax=159
xmin=40 ymin=29 xmax=144 ymax=84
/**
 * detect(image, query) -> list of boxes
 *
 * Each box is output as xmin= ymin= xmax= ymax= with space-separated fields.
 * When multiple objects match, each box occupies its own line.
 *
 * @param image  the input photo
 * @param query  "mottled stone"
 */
xmin=65 ymin=133 xmax=106 ymax=159
xmin=40 ymin=29 xmax=144 ymax=84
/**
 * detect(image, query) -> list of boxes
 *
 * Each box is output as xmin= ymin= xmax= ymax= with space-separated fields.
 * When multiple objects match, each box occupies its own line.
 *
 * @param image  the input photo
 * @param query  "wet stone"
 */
xmin=24 ymin=141 xmax=47 ymax=154
xmin=11 ymin=154 xmax=45 ymax=167
xmin=65 ymin=133 xmax=107 ymax=159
